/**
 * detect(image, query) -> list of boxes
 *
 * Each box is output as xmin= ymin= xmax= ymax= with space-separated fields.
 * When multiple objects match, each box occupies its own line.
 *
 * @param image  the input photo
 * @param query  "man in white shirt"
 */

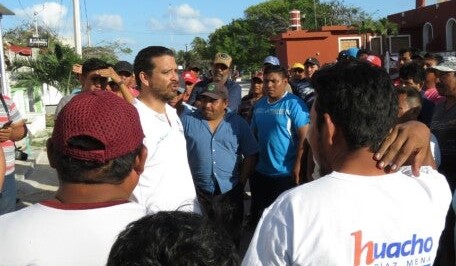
xmin=131 ymin=46 xmax=199 ymax=213
xmin=243 ymin=59 xmax=451 ymax=266
xmin=0 ymin=91 xmax=148 ymax=265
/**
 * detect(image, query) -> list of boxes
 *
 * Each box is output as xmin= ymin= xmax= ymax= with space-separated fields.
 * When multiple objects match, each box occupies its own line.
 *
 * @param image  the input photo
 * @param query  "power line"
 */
xmin=17 ymin=0 xmax=33 ymax=21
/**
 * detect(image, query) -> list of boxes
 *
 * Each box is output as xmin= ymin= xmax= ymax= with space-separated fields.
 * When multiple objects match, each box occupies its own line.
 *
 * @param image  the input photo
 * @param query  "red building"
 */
xmin=271 ymin=25 xmax=367 ymax=67
xmin=388 ymin=0 xmax=456 ymax=54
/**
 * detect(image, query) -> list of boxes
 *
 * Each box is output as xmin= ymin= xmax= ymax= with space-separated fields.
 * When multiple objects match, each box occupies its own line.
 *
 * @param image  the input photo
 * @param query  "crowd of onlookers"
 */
xmin=0 ymin=44 xmax=454 ymax=265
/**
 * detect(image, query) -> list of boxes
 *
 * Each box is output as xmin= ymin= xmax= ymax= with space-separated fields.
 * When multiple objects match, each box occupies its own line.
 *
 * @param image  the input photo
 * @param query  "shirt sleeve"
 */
xmin=242 ymin=200 xmax=293 ymax=265
xmin=288 ymin=97 xmax=310 ymax=129
xmin=237 ymin=116 xmax=259 ymax=156
xmin=4 ymin=96 xmax=22 ymax=123
xmin=228 ymin=82 xmax=242 ymax=113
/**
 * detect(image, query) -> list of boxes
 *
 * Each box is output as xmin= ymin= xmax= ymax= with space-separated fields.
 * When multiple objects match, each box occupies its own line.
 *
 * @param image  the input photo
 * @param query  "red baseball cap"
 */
xmin=366 ymin=55 xmax=382 ymax=68
xmin=182 ymin=71 xmax=198 ymax=84
xmin=52 ymin=91 xmax=144 ymax=163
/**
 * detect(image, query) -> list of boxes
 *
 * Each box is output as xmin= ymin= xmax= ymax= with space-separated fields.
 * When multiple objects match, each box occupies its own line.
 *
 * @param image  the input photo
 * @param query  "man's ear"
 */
xmin=139 ymin=71 xmax=150 ymax=88
xmin=133 ymin=145 xmax=147 ymax=176
xmin=323 ymin=113 xmax=337 ymax=146
xmin=46 ymin=139 xmax=56 ymax=169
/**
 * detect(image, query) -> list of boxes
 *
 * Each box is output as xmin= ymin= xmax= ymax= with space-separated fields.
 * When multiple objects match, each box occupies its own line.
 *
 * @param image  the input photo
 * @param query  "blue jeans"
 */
xmin=0 ymin=173 xmax=16 ymax=215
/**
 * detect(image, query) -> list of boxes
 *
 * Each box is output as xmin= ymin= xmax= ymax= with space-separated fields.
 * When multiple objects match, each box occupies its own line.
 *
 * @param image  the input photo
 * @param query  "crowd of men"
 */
xmin=0 ymin=44 xmax=454 ymax=266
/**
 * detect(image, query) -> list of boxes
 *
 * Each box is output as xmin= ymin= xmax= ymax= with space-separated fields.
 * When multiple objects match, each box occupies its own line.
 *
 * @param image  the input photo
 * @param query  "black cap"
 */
xmin=114 ymin=61 xmax=133 ymax=74
xmin=304 ymin=57 xmax=320 ymax=67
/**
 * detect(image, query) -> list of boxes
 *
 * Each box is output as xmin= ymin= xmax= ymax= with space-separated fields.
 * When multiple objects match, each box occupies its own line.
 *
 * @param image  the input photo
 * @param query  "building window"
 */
xmin=338 ymin=37 xmax=361 ymax=51
xmin=423 ymin=23 xmax=433 ymax=52
xmin=388 ymin=35 xmax=411 ymax=54
xmin=446 ymin=18 xmax=456 ymax=51
xmin=369 ymin=36 xmax=382 ymax=55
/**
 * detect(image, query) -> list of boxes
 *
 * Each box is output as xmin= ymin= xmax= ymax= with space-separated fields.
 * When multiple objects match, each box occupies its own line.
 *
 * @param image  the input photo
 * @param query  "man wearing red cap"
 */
xmin=0 ymin=91 xmax=148 ymax=265
xmin=182 ymin=70 xmax=198 ymax=102
xmin=131 ymin=46 xmax=199 ymax=213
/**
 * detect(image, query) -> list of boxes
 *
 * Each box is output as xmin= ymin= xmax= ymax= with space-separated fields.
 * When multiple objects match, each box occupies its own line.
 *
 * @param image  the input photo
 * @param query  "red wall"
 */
xmin=388 ymin=0 xmax=456 ymax=52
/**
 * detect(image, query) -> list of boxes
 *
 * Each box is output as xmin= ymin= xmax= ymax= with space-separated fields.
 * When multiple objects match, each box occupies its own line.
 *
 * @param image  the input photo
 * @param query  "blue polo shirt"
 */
xmin=181 ymin=110 xmax=259 ymax=194
xmin=251 ymin=92 xmax=310 ymax=177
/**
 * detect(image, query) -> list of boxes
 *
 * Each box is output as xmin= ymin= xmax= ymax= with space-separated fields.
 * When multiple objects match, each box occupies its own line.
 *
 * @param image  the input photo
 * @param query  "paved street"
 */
xmin=15 ymin=147 xmax=58 ymax=209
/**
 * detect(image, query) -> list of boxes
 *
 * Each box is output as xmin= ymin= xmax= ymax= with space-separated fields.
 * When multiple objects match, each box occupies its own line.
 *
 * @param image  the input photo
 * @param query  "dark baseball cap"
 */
xmin=114 ymin=61 xmax=134 ymax=74
xmin=201 ymin=83 xmax=228 ymax=100
xmin=304 ymin=57 xmax=320 ymax=67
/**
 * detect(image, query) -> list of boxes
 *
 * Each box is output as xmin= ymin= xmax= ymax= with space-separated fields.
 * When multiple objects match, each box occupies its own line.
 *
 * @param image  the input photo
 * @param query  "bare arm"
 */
xmin=98 ymin=67 xmax=135 ymax=104
xmin=374 ymin=121 xmax=433 ymax=176
xmin=293 ymin=125 xmax=309 ymax=185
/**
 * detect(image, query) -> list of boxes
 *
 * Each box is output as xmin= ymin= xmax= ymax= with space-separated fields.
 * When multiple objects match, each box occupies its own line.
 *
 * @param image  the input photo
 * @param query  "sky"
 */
xmin=1 ymin=0 xmax=430 ymax=62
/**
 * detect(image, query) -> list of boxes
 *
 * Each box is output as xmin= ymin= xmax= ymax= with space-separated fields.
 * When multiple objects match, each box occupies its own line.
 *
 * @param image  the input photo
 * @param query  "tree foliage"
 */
xmin=12 ymin=44 xmax=81 ymax=95
xmin=181 ymin=0 xmax=376 ymax=72
xmin=82 ymin=41 xmax=132 ymax=65
xmin=4 ymin=23 xmax=132 ymax=95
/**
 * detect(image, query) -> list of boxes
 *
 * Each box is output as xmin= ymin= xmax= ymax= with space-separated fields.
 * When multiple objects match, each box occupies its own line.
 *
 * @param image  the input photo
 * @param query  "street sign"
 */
xmin=28 ymin=38 xmax=48 ymax=48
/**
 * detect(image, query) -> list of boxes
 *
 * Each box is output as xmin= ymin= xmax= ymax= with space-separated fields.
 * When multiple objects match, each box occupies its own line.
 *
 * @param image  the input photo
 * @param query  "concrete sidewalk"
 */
xmin=15 ymin=147 xmax=58 ymax=209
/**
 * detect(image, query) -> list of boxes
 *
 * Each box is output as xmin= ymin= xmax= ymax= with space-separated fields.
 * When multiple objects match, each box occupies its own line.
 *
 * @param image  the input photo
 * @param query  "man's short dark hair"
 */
xmin=423 ymin=53 xmax=443 ymax=64
xmin=399 ymin=62 xmax=425 ymax=84
xmin=399 ymin=47 xmax=417 ymax=57
xmin=311 ymin=59 xmax=397 ymax=152
xmin=52 ymin=136 xmax=142 ymax=185
xmin=356 ymin=49 xmax=370 ymax=58
xmin=107 ymin=211 xmax=240 ymax=266
xmin=263 ymin=65 xmax=288 ymax=79
xmin=397 ymin=86 xmax=423 ymax=109
xmin=82 ymin=58 xmax=109 ymax=77
xmin=133 ymin=46 xmax=175 ymax=90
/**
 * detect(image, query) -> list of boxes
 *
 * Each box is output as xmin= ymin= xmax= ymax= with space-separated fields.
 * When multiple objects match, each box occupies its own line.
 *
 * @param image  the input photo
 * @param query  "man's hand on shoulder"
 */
xmin=374 ymin=121 xmax=435 ymax=176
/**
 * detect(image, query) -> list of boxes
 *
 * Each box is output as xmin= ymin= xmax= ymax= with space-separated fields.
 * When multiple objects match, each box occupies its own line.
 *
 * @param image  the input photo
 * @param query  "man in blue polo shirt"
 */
xmin=181 ymin=82 xmax=258 ymax=246
xmin=250 ymin=65 xmax=310 ymax=226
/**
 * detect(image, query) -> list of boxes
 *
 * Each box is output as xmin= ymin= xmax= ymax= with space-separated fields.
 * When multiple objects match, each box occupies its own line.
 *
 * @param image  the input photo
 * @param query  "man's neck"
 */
xmin=332 ymin=148 xmax=390 ymax=176
xmin=55 ymin=183 xmax=131 ymax=204
xmin=138 ymin=90 xmax=166 ymax=113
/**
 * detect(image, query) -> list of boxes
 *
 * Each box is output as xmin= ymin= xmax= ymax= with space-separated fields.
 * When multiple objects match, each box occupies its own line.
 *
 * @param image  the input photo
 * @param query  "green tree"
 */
xmin=12 ymin=44 xmax=81 ymax=95
xmin=82 ymin=41 xmax=132 ymax=64
xmin=185 ymin=0 xmax=371 ymax=72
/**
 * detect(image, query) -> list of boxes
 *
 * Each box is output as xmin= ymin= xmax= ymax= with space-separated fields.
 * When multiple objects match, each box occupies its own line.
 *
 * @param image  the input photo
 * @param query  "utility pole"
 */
xmin=86 ymin=24 xmax=92 ymax=47
xmin=33 ymin=11 xmax=38 ymax=37
xmin=313 ymin=0 xmax=318 ymax=30
xmin=73 ymin=0 xmax=82 ymax=56
xmin=0 ymin=4 xmax=14 ymax=96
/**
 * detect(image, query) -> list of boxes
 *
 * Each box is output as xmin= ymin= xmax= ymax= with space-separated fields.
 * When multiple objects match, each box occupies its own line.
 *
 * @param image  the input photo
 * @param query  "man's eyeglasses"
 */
xmin=293 ymin=68 xmax=304 ymax=73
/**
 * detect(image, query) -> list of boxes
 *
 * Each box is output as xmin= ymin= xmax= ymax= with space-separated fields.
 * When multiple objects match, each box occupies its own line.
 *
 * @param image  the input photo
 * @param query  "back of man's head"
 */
xmin=107 ymin=211 xmax=240 ymax=266
xmin=397 ymin=86 xmax=422 ymax=123
xmin=399 ymin=62 xmax=425 ymax=86
xmin=49 ymin=90 xmax=144 ymax=184
xmin=312 ymin=59 xmax=397 ymax=152
xmin=82 ymin=58 xmax=109 ymax=77
xmin=134 ymin=46 xmax=174 ymax=90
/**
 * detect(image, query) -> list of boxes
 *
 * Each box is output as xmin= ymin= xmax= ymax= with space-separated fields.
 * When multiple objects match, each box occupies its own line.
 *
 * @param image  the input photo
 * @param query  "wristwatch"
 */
xmin=117 ymin=80 xmax=124 ymax=86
